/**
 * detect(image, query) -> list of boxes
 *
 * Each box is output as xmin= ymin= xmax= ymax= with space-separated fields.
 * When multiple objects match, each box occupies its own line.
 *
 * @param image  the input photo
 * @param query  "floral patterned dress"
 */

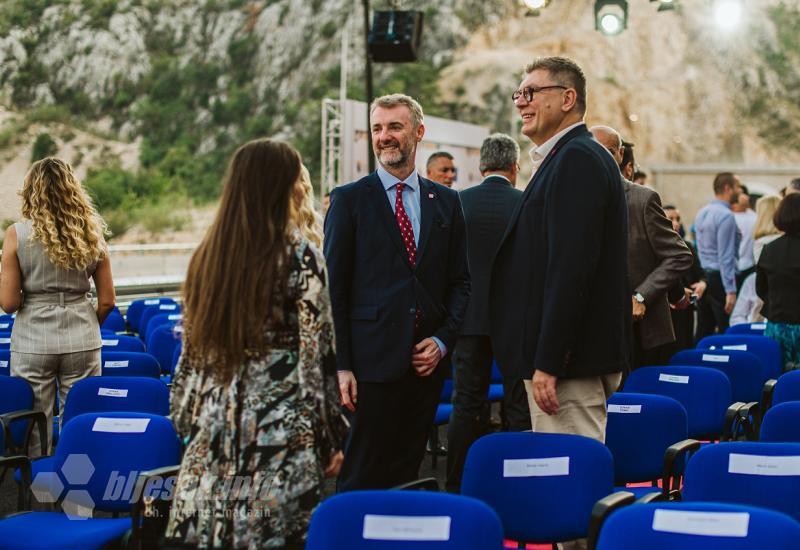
xmin=165 ymin=232 xmax=347 ymax=549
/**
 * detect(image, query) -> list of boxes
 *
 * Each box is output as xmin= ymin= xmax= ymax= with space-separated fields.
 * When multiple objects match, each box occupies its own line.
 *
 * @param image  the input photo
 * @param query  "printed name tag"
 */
xmin=102 ymin=340 xmax=119 ymax=346
xmin=728 ymin=453 xmax=800 ymax=476
xmin=0 ymin=323 xmax=9 ymax=329
xmin=363 ymin=515 xmax=451 ymax=541
xmin=659 ymin=374 xmax=689 ymax=384
xmin=0 ymin=338 xmax=10 ymax=344
xmin=92 ymin=417 xmax=150 ymax=433
xmin=168 ymin=314 xmax=182 ymax=320
xmin=160 ymin=305 xmax=178 ymax=311
xmin=103 ymin=360 xmax=129 ymax=368
xmin=652 ymin=509 xmax=749 ymax=537
xmin=98 ymin=388 xmax=128 ymax=398
xmin=607 ymin=404 xmax=642 ymax=414
xmin=503 ymin=456 xmax=570 ymax=477
xmin=0 ymin=361 xmax=7 ymax=368
xmin=722 ymin=344 xmax=748 ymax=351
xmin=702 ymin=354 xmax=730 ymax=363
xmin=144 ymin=299 xmax=159 ymax=305
xmin=752 ymin=323 xmax=766 ymax=330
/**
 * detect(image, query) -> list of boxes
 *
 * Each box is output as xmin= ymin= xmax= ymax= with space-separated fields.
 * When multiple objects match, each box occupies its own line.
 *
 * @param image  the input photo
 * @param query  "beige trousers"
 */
xmin=524 ymin=372 xmax=622 ymax=550
xmin=11 ymin=349 xmax=101 ymax=457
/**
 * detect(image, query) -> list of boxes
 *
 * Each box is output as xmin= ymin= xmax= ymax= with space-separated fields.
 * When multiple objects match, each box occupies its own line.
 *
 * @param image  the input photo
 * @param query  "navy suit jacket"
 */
xmin=324 ymin=171 xmax=471 ymax=383
xmin=489 ymin=124 xmax=631 ymax=380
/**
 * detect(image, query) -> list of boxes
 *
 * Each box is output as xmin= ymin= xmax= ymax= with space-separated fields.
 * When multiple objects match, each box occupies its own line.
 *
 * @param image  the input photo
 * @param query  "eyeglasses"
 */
xmin=512 ymin=85 xmax=567 ymax=103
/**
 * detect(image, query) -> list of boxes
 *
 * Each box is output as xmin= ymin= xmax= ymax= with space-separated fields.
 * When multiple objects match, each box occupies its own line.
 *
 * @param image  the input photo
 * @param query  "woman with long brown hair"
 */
xmin=165 ymin=139 xmax=346 ymax=549
xmin=0 ymin=157 xmax=115 ymax=456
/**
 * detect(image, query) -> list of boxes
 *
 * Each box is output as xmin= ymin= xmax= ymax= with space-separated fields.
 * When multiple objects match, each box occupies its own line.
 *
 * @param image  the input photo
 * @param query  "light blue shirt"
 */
xmin=695 ymin=199 xmax=740 ymax=294
xmin=376 ymin=166 xmax=446 ymax=356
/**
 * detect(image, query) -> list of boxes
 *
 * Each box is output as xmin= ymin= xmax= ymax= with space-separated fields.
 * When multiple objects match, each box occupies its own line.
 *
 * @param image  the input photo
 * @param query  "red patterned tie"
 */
xmin=395 ymin=183 xmax=421 ymax=328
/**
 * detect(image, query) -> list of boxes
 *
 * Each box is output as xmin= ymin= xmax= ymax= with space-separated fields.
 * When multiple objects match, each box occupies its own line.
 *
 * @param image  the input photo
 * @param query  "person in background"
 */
xmin=752 ymin=194 xmax=783 ymax=263
xmin=756 ymin=193 xmax=800 ymax=371
xmin=166 ymin=139 xmax=346 ymax=549
xmin=426 ymin=151 xmax=457 ymax=188
xmin=732 ymin=184 xmax=757 ymax=287
xmin=294 ymin=165 xmax=323 ymax=247
xmin=0 ymin=157 xmax=115 ymax=457
xmin=783 ymin=177 xmax=800 ymax=197
xmin=620 ymin=140 xmax=635 ymax=181
xmin=633 ymin=170 xmax=647 ymax=185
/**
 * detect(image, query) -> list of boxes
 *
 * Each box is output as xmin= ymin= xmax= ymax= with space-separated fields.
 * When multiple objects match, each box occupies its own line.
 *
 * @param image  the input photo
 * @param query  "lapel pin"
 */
xmin=428 ymin=193 xmax=435 ymax=198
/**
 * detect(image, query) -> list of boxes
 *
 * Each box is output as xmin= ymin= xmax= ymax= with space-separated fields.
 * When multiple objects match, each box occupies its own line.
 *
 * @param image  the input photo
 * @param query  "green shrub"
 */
xmin=31 ymin=132 xmax=58 ymax=162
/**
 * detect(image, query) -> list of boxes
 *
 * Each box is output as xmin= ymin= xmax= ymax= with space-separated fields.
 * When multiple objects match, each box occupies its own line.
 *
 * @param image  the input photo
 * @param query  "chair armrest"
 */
xmin=587 ymin=491 xmax=635 ymax=550
xmin=738 ymin=401 xmax=760 ymax=440
xmin=129 ymin=465 xmax=181 ymax=545
xmin=761 ymin=379 xmax=777 ymax=415
xmin=663 ymin=438 xmax=701 ymax=494
xmin=392 ymin=477 xmax=440 ymax=492
xmin=0 ymin=410 xmax=48 ymax=456
xmin=723 ymin=402 xmax=746 ymax=441
xmin=0 ymin=455 xmax=31 ymax=510
xmin=636 ymin=491 xmax=670 ymax=504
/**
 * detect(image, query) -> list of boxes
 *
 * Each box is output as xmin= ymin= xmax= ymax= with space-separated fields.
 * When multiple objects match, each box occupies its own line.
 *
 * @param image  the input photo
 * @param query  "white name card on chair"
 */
xmin=102 ymin=339 xmax=119 ymax=346
xmin=362 ymin=515 xmax=451 ymax=541
xmin=98 ymin=388 xmax=128 ymax=398
xmin=160 ymin=305 xmax=178 ymax=311
xmin=607 ymin=404 xmax=642 ymax=414
xmin=702 ymin=354 xmax=730 ymax=363
xmin=722 ymin=344 xmax=748 ymax=351
xmin=168 ymin=314 xmax=182 ymax=321
xmin=92 ymin=417 xmax=150 ymax=433
xmin=0 ymin=361 xmax=7 ymax=368
xmin=0 ymin=323 xmax=9 ymax=329
xmin=0 ymin=338 xmax=10 ymax=344
xmin=728 ymin=453 xmax=800 ymax=476
xmin=503 ymin=456 xmax=570 ymax=477
xmin=652 ymin=509 xmax=749 ymax=537
xmin=658 ymin=374 xmax=689 ymax=384
xmin=103 ymin=361 xmax=129 ymax=368
xmin=144 ymin=299 xmax=160 ymax=305
xmin=752 ymin=323 xmax=767 ymax=330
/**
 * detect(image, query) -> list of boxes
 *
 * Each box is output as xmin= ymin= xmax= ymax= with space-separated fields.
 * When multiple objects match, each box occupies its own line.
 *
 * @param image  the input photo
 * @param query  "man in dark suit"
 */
xmin=446 ymin=133 xmax=528 ymax=493
xmin=324 ymin=93 xmax=470 ymax=492
xmin=591 ymin=126 xmax=693 ymax=369
xmin=490 ymin=57 xmax=630 ymax=444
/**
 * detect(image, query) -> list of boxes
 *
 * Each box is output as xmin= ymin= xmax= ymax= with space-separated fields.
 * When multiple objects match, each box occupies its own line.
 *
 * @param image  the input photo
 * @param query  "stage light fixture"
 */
xmin=713 ymin=0 xmax=743 ymax=30
xmin=595 ymin=0 xmax=628 ymax=36
xmin=657 ymin=0 xmax=676 ymax=12
xmin=523 ymin=0 xmax=548 ymax=8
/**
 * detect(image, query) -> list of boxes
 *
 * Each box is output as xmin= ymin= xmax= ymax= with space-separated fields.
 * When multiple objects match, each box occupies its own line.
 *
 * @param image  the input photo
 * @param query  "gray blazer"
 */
xmin=625 ymin=180 xmax=693 ymax=349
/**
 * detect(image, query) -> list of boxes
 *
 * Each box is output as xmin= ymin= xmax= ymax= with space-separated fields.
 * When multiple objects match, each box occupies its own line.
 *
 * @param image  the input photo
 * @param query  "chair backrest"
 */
xmin=683 ymin=441 xmax=800 ymax=521
xmin=461 ymin=431 xmax=613 ymax=543
xmin=101 ymin=351 xmax=161 ymax=379
xmin=596 ymin=501 xmax=800 ymax=550
xmin=101 ymin=334 xmax=146 ymax=354
xmin=100 ymin=310 xmax=126 ymax=333
xmin=49 ymin=412 xmax=181 ymax=514
xmin=0 ymin=349 xmax=9 ymax=376
xmin=772 ymin=370 xmax=800 ymax=406
xmin=669 ymin=349 xmax=765 ymax=403
xmin=0 ymin=314 xmax=14 ymax=332
xmin=761 ymin=402 xmax=800 ymax=443
xmin=606 ymin=392 xmax=688 ymax=484
xmin=62 ymin=376 xmax=169 ymax=426
xmin=143 ymin=312 xmax=182 ymax=342
xmin=697 ymin=335 xmax=783 ymax=380
xmin=306 ymin=490 xmax=504 ymax=549
xmin=139 ymin=303 xmax=181 ymax=341
xmin=146 ymin=325 xmax=182 ymax=374
xmin=126 ymin=297 xmax=177 ymax=333
xmin=490 ymin=361 xmax=503 ymax=384
xmin=0 ymin=331 xmax=11 ymax=350
xmin=0 ymin=376 xmax=34 ymax=447
xmin=622 ymin=366 xmax=731 ymax=440
xmin=727 ymin=322 xmax=768 ymax=336
xmin=171 ymin=342 xmax=182 ymax=374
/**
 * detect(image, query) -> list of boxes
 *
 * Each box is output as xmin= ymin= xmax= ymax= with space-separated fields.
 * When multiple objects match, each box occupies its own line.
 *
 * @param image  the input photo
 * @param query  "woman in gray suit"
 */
xmin=0 ymin=157 xmax=115 ymax=456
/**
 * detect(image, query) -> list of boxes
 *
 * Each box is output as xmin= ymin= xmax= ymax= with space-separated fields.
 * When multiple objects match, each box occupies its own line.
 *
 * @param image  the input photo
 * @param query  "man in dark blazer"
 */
xmin=490 ymin=57 xmax=630 ymax=443
xmin=591 ymin=126 xmax=693 ymax=369
xmin=324 ymin=93 xmax=470 ymax=492
xmin=446 ymin=133 xmax=528 ymax=493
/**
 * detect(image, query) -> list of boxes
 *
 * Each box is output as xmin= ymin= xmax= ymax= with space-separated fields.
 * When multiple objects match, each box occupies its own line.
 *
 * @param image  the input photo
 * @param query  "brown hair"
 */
xmin=774 ymin=193 xmax=800 ymax=235
xmin=182 ymin=139 xmax=301 ymax=380
xmin=713 ymin=172 xmax=737 ymax=195
xmin=525 ymin=56 xmax=587 ymax=114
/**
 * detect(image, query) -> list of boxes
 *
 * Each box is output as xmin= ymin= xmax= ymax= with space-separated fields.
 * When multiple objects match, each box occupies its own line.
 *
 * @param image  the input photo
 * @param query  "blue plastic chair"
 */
xmin=606 ymin=392 xmax=688 ymax=497
xmin=142 ymin=312 xmax=182 ymax=342
xmin=100 ymin=351 xmax=160 ymax=379
xmin=100 ymin=310 xmax=126 ymax=333
xmin=727 ymin=322 xmax=768 ymax=336
xmin=306 ymin=490 xmax=505 ymax=549
xmin=0 ymin=332 xmax=11 ymax=350
xmin=0 ymin=315 xmax=14 ymax=332
xmin=62 ymin=377 xmax=169 ymax=426
xmin=171 ymin=342 xmax=182 ymax=374
xmin=682 ymin=441 xmax=800 ymax=522
xmin=146 ymin=324 xmax=182 ymax=374
xmin=772 ymin=370 xmax=800 ymax=406
xmin=487 ymin=362 xmax=504 ymax=403
xmin=698 ymin=334 xmax=783 ymax=380
xmin=0 ymin=377 xmax=46 ymax=455
xmin=623 ymin=366 xmax=731 ymax=440
xmin=126 ymin=297 xmax=177 ymax=333
xmin=139 ymin=303 xmax=181 ymax=341
xmin=100 ymin=335 xmax=145 ymax=354
xmin=760 ymin=402 xmax=800 ymax=443
xmin=669 ymin=349 xmax=765 ymax=403
xmin=596 ymin=501 xmax=800 ymax=549
xmin=0 ymin=412 xmax=181 ymax=550
xmin=461 ymin=431 xmax=614 ymax=544
xmin=0 ymin=350 xmax=10 ymax=376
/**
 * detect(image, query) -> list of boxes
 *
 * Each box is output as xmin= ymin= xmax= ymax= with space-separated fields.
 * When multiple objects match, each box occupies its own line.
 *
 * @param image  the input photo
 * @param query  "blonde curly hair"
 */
xmin=20 ymin=157 xmax=108 ymax=271
xmin=293 ymin=165 xmax=323 ymax=248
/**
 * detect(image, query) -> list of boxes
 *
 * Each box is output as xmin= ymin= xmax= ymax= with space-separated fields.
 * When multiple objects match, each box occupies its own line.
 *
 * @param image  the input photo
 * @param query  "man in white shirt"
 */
xmin=733 ymin=185 xmax=757 ymax=287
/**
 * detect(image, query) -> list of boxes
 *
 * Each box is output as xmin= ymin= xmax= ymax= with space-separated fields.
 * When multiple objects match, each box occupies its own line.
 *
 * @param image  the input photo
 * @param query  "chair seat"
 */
xmin=0 ymin=512 xmax=130 ymax=550
xmin=434 ymin=404 xmax=453 ymax=425
xmin=614 ymin=485 xmax=661 ymax=499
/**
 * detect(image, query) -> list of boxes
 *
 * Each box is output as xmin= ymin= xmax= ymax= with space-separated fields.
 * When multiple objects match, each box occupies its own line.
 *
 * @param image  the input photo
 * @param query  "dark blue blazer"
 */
xmin=489 ymin=124 xmax=631 ymax=380
xmin=323 ymin=172 xmax=471 ymax=383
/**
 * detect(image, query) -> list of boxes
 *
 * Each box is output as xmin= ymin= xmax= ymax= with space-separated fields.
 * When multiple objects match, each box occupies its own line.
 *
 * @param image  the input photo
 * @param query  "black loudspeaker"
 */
xmin=368 ymin=10 xmax=424 ymax=63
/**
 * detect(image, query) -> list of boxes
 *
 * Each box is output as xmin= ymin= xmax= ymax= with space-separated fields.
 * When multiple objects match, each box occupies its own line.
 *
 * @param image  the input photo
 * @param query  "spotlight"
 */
xmin=595 ymin=0 xmax=628 ymax=36
xmin=713 ymin=0 xmax=743 ymax=30
xmin=523 ymin=0 xmax=548 ymax=8
xmin=657 ymin=0 xmax=676 ymax=12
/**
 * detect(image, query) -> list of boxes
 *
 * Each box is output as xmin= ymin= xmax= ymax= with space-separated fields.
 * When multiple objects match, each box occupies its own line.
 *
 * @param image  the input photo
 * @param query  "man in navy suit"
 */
xmin=490 ymin=57 xmax=630 ymax=445
xmin=324 ymin=93 xmax=470 ymax=491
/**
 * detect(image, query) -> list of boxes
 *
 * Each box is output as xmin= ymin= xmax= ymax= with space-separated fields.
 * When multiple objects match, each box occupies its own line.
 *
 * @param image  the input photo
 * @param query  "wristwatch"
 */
xmin=633 ymin=292 xmax=645 ymax=304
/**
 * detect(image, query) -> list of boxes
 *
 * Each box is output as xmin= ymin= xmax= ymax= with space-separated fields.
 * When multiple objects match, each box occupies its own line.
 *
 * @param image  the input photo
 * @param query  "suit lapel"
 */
xmin=366 ymin=173 xmax=413 ymax=270
xmin=416 ymin=177 xmax=435 ymax=264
